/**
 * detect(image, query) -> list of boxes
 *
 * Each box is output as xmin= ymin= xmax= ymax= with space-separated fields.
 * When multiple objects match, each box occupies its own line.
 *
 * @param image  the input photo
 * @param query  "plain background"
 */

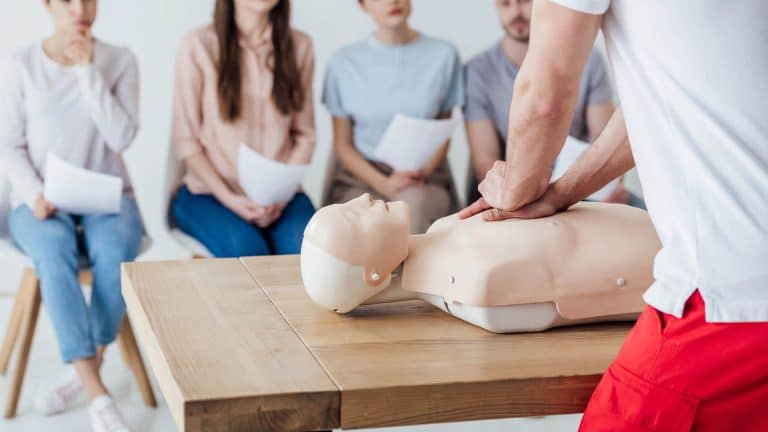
xmin=0 ymin=0 xmax=501 ymax=263
xmin=0 ymin=2 xmax=625 ymax=430
xmin=0 ymin=0 xmax=636 ymax=267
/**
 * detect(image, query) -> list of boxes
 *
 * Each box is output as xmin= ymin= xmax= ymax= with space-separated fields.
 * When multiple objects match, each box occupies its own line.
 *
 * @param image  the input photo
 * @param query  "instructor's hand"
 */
xmin=476 ymin=161 xmax=549 ymax=212
xmin=459 ymin=185 xmax=565 ymax=222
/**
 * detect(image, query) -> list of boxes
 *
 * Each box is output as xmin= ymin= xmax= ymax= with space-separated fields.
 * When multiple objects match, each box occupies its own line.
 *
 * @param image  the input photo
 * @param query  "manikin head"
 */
xmin=301 ymin=194 xmax=410 ymax=313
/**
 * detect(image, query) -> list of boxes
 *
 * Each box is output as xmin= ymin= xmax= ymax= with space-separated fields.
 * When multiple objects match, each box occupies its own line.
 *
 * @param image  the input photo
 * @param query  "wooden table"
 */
xmin=121 ymin=256 xmax=631 ymax=432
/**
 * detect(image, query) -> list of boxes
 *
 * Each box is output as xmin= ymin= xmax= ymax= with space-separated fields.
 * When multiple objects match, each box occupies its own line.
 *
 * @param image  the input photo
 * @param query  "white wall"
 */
xmin=0 ymin=1 xmax=637 ymax=261
xmin=0 ymin=0 xmax=504 ymax=261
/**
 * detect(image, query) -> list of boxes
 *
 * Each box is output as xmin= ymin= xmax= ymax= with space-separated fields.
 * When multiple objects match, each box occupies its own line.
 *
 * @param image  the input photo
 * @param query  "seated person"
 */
xmin=300 ymin=195 xmax=661 ymax=333
xmin=322 ymin=0 xmax=464 ymax=234
xmin=0 ymin=0 xmax=141 ymax=428
xmin=171 ymin=0 xmax=316 ymax=258
xmin=464 ymin=0 xmax=644 ymax=208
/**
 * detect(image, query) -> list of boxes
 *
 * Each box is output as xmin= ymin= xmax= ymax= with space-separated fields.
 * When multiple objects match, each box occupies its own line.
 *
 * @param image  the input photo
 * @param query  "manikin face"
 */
xmin=303 ymin=194 xmax=410 ymax=284
xmin=45 ymin=0 xmax=97 ymax=35
xmin=359 ymin=0 xmax=412 ymax=31
xmin=496 ymin=0 xmax=532 ymax=43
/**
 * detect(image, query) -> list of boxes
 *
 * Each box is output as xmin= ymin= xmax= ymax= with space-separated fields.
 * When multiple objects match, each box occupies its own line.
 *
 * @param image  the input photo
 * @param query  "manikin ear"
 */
xmin=362 ymin=266 xmax=386 ymax=286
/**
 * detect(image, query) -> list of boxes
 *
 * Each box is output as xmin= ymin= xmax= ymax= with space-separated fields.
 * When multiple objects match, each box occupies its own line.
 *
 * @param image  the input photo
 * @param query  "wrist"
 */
xmin=214 ymin=188 xmax=236 ymax=206
xmin=548 ymin=180 xmax=579 ymax=211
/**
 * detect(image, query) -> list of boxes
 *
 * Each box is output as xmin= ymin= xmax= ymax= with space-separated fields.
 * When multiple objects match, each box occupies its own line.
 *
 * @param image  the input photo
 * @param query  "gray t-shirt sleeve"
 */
xmin=321 ymin=57 xmax=350 ymax=118
xmin=462 ymin=60 xmax=493 ymax=122
xmin=440 ymin=48 xmax=465 ymax=113
xmin=586 ymin=52 xmax=613 ymax=106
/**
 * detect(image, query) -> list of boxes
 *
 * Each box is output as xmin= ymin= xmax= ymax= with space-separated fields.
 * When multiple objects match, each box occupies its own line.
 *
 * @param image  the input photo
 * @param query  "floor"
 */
xmin=0 ymin=296 xmax=582 ymax=432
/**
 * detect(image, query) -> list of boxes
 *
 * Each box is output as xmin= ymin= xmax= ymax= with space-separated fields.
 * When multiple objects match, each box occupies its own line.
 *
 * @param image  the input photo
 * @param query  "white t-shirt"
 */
xmin=550 ymin=0 xmax=768 ymax=322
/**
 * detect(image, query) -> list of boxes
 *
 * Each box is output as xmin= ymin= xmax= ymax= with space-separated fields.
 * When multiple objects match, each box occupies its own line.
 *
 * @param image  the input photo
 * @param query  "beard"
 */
xmin=503 ymin=19 xmax=530 ymax=43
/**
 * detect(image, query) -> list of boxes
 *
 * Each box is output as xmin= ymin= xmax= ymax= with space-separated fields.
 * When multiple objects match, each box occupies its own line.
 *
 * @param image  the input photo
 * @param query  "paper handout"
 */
xmin=237 ymin=143 xmax=309 ymax=206
xmin=374 ymin=113 xmax=460 ymax=172
xmin=43 ymin=154 xmax=123 ymax=215
xmin=552 ymin=136 xmax=620 ymax=202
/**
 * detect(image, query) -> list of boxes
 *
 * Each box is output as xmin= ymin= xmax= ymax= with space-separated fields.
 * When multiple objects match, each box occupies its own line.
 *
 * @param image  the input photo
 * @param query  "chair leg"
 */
xmin=0 ymin=269 xmax=35 ymax=375
xmin=117 ymin=317 xmax=157 ymax=408
xmin=4 ymin=277 xmax=41 ymax=419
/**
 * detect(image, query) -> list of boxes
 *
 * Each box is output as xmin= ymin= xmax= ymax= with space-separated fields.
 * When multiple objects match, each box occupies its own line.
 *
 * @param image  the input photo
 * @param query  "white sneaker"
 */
xmin=34 ymin=369 xmax=84 ymax=415
xmin=89 ymin=395 xmax=131 ymax=432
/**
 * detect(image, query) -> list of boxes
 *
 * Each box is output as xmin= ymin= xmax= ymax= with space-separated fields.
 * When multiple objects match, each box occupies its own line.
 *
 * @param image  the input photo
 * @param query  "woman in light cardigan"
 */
xmin=171 ymin=0 xmax=316 ymax=258
xmin=0 ymin=0 xmax=141 ymax=429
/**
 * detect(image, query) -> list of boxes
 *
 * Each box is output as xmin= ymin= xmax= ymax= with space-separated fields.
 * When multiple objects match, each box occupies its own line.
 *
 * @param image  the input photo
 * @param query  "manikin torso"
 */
xmin=301 ymin=195 xmax=661 ymax=333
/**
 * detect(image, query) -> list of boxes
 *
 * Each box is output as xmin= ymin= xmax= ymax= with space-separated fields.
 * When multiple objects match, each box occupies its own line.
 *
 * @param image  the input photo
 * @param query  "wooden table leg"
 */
xmin=117 ymin=318 xmax=157 ymax=408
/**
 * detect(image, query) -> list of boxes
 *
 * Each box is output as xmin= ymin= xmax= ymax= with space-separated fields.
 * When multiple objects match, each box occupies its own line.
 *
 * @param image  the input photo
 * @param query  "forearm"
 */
xmin=422 ymin=142 xmax=449 ymax=178
xmin=184 ymin=152 xmax=235 ymax=202
xmin=502 ymin=73 xmax=579 ymax=208
xmin=421 ymin=110 xmax=453 ymax=177
xmin=336 ymin=142 xmax=388 ymax=194
xmin=0 ymin=147 xmax=43 ymax=208
xmin=77 ymin=62 xmax=139 ymax=153
xmin=550 ymin=109 xmax=635 ymax=209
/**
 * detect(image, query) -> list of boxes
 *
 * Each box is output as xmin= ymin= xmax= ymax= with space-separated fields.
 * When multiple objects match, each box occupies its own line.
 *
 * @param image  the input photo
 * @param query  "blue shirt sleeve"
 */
xmin=439 ymin=47 xmax=465 ymax=113
xmin=462 ymin=61 xmax=493 ymax=122
xmin=321 ymin=57 xmax=350 ymax=118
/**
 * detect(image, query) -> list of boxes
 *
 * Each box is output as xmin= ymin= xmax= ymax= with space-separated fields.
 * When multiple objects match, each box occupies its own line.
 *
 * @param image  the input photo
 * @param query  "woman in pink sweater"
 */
xmin=171 ymin=0 xmax=317 ymax=258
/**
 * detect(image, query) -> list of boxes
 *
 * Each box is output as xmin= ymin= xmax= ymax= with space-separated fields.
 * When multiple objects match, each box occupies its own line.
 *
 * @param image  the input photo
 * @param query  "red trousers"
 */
xmin=580 ymin=291 xmax=768 ymax=431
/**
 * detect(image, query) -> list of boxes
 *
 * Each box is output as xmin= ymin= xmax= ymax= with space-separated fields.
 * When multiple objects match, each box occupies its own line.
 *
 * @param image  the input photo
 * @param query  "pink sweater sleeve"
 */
xmin=287 ymin=36 xmax=317 ymax=165
xmin=172 ymin=32 xmax=205 ymax=161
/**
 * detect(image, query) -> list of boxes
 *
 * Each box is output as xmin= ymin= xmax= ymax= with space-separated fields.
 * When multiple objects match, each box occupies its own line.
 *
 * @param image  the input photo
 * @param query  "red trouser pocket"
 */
xmin=581 ymin=363 xmax=699 ymax=432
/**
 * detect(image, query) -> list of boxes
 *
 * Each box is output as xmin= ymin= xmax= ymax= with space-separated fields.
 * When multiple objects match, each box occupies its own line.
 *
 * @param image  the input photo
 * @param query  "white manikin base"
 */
xmin=419 ymin=294 xmax=638 ymax=333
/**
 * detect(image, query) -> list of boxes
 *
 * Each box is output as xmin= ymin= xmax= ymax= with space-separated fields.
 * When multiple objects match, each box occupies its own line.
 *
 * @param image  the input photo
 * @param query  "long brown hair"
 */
xmin=214 ymin=0 xmax=305 ymax=121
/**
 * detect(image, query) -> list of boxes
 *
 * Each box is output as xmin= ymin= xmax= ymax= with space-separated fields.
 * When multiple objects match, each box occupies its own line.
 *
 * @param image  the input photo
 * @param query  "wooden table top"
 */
xmin=122 ymin=256 xmax=631 ymax=432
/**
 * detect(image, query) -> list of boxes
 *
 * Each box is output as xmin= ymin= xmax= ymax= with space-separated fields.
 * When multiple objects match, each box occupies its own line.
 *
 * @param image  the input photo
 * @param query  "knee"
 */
xmin=33 ymin=232 xmax=79 ymax=268
xmin=285 ymin=193 xmax=316 ymax=218
xmin=89 ymin=229 xmax=142 ymax=267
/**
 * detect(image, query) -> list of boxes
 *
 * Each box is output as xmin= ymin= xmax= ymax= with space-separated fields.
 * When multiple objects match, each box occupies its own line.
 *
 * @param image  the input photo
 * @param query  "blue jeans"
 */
xmin=172 ymin=186 xmax=316 ymax=258
xmin=9 ymin=197 xmax=143 ymax=363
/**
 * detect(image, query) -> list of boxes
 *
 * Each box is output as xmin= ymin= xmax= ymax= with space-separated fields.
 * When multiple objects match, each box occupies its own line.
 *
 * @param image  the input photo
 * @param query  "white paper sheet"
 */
xmin=374 ymin=113 xmax=460 ymax=172
xmin=237 ymin=143 xmax=309 ymax=206
xmin=552 ymin=136 xmax=620 ymax=202
xmin=43 ymin=154 xmax=123 ymax=215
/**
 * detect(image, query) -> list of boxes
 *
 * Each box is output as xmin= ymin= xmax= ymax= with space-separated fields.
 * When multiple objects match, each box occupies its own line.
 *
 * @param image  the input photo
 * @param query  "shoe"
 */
xmin=34 ymin=368 xmax=84 ymax=415
xmin=89 ymin=395 xmax=130 ymax=432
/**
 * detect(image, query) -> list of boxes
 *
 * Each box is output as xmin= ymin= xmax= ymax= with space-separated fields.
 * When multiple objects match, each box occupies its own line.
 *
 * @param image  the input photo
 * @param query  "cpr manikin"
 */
xmin=300 ymin=194 xmax=661 ymax=333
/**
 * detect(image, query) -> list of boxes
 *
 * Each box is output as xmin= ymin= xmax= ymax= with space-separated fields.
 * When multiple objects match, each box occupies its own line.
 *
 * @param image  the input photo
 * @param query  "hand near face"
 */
xmin=62 ymin=33 xmax=94 ymax=66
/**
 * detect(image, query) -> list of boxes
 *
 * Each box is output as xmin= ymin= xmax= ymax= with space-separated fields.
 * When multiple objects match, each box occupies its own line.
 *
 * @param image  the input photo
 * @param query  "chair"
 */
xmin=0 ymin=177 xmax=157 ymax=418
xmin=163 ymin=141 xmax=213 ymax=258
